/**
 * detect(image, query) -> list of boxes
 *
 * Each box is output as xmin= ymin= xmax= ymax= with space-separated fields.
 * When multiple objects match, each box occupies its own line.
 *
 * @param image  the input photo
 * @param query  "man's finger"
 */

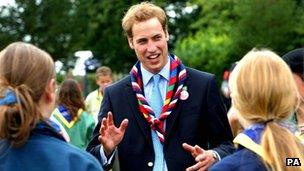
xmin=101 ymin=117 xmax=107 ymax=130
xmin=198 ymin=160 xmax=210 ymax=171
xmin=119 ymin=119 xmax=129 ymax=132
xmin=196 ymin=152 xmax=215 ymax=170
xmin=99 ymin=125 xmax=105 ymax=136
xmin=107 ymin=111 xmax=114 ymax=125
xmin=182 ymin=143 xmax=195 ymax=153
xmin=186 ymin=161 xmax=204 ymax=171
xmin=194 ymin=145 xmax=204 ymax=154
xmin=99 ymin=118 xmax=107 ymax=134
xmin=198 ymin=165 xmax=208 ymax=171
xmin=199 ymin=157 xmax=210 ymax=168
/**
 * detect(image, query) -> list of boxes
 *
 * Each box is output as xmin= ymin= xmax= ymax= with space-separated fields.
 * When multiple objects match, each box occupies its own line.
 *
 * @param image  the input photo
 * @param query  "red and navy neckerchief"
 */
xmin=130 ymin=54 xmax=187 ymax=143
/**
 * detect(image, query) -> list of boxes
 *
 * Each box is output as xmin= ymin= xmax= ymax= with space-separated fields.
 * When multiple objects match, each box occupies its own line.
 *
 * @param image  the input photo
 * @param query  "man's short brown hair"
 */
xmin=122 ymin=2 xmax=168 ymax=38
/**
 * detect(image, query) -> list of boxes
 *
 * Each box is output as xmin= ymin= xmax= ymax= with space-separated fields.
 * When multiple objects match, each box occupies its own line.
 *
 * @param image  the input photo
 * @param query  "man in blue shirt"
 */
xmin=87 ymin=2 xmax=233 ymax=171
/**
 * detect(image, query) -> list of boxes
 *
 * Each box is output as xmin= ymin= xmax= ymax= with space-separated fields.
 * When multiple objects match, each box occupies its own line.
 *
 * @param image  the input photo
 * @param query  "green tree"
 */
xmin=174 ymin=0 xmax=304 ymax=83
xmin=233 ymin=0 xmax=304 ymax=56
xmin=159 ymin=0 xmax=200 ymax=50
xmin=174 ymin=28 xmax=233 ymax=82
xmin=0 ymin=0 xmax=201 ymax=73
xmin=72 ymin=0 xmax=199 ymax=73
xmin=75 ymin=0 xmax=137 ymax=73
xmin=0 ymin=0 xmax=75 ymax=61
xmin=174 ymin=0 xmax=236 ymax=81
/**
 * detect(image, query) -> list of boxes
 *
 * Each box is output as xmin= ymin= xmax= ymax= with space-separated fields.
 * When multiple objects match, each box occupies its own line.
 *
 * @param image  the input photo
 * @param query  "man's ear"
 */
xmin=165 ymin=30 xmax=169 ymax=41
xmin=128 ymin=37 xmax=134 ymax=49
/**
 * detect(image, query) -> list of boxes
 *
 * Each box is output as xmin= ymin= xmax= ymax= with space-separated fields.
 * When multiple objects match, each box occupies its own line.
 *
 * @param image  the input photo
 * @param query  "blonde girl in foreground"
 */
xmin=210 ymin=49 xmax=304 ymax=171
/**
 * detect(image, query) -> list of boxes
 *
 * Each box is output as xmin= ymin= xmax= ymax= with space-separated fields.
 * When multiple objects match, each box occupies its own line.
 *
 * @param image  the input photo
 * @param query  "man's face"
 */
xmin=96 ymin=75 xmax=112 ymax=93
xmin=128 ymin=17 xmax=169 ymax=74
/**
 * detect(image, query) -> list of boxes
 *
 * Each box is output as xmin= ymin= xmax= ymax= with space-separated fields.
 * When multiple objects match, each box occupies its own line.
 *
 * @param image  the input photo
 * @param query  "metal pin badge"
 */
xmin=180 ymin=86 xmax=189 ymax=100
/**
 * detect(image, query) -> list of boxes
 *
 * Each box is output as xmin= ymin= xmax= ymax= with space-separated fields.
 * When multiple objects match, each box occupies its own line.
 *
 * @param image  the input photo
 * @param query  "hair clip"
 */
xmin=0 ymin=90 xmax=17 ymax=105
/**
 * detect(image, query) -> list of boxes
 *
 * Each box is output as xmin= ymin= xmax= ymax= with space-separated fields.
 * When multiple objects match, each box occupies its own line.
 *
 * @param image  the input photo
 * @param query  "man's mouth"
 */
xmin=147 ymin=54 xmax=160 ymax=59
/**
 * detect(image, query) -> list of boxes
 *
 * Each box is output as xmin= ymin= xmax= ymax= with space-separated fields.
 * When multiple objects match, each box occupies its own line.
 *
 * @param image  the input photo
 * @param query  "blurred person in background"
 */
xmin=221 ymin=62 xmax=238 ymax=110
xmin=220 ymin=62 xmax=243 ymax=138
xmin=283 ymin=48 xmax=304 ymax=141
xmin=85 ymin=66 xmax=113 ymax=124
xmin=52 ymin=79 xmax=95 ymax=149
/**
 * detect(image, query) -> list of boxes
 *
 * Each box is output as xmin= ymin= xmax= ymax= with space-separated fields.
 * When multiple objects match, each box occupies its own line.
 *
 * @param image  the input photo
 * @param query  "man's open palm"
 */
xmin=98 ymin=111 xmax=128 ymax=156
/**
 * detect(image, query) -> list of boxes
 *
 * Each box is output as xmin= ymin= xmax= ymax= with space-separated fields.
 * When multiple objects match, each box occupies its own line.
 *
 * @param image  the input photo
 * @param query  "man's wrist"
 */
xmin=104 ymin=147 xmax=115 ymax=158
xmin=100 ymin=146 xmax=116 ymax=166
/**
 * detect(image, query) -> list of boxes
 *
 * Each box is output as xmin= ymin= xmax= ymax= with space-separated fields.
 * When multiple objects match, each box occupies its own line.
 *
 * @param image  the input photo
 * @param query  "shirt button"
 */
xmin=147 ymin=162 xmax=153 ymax=167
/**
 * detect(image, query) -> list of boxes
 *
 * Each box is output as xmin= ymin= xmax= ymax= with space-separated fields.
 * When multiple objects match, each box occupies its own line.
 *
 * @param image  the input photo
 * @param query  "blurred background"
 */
xmin=0 ymin=0 xmax=303 ymax=95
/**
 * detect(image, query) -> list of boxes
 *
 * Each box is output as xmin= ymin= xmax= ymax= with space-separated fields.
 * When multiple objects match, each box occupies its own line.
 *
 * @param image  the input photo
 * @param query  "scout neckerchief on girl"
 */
xmin=233 ymin=123 xmax=271 ymax=165
xmin=130 ymin=54 xmax=187 ymax=143
xmin=54 ymin=105 xmax=83 ymax=128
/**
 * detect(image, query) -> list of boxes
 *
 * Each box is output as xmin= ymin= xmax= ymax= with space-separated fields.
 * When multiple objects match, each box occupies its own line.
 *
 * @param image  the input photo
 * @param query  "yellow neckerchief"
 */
xmin=233 ymin=133 xmax=271 ymax=165
xmin=54 ymin=108 xmax=83 ymax=128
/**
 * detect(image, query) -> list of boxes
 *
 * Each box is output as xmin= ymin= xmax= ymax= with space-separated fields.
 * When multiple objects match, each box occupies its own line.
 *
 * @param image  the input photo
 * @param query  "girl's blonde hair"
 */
xmin=0 ymin=42 xmax=55 ymax=147
xmin=229 ymin=49 xmax=304 ymax=171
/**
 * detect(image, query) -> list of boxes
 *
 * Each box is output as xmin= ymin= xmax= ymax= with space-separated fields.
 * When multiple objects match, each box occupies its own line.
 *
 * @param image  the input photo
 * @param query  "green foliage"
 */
xmin=233 ymin=0 xmax=303 ymax=56
xmin=174 ymin=0 xmax=304 ymax=84
xmin=175 ymin=28 xmax=233 ymax=82
xmin=0 ymin=0 xmax=76 ymax=61
xmin=174 ymin=0 xmax=236 ymax=83
xmin=0 ymin=0 xmax=303 ymax=79
xmin=83 ymin=73 xmax=98 ymax=96
xmin=76 ymin=0 xmax=138 ymax=73
xmin=0 ymin=0 xmax=139 ymax=72
xmin=56 ymin=73 xmax=65 ymax=84
xmin=56 ymin=73 xmax=95 ymax=97
xmin=159 ymin=0 xmax=200 ymax=49
xmin=0 ymin=0 xmax=201 ymax=73
xmin=191 ymin=0 xmax=236 ymax=30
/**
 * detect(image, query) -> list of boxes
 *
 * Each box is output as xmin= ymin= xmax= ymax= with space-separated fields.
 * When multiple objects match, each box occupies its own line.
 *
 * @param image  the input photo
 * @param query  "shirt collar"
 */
xmin=141 ymin=56 xmax=170 ymax=86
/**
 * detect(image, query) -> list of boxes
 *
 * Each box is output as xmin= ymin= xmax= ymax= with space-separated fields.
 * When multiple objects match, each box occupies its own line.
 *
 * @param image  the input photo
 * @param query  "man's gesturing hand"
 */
xmin=98 ymin=111 xmax=128 ymax=157
xmin=183 ymin=143 xmax=217 ymax=171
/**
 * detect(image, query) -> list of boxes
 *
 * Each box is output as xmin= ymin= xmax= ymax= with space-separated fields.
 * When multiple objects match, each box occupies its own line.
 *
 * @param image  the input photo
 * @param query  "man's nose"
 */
xmin=147 ymin=41 xmax=157 ymax=52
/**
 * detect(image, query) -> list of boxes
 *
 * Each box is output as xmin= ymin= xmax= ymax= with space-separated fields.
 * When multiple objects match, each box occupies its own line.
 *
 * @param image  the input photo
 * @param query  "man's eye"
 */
xmin=155 ymin=36 xmax=161 ymax=40
xmin=137 ymin=40 xmax=146 ymax=44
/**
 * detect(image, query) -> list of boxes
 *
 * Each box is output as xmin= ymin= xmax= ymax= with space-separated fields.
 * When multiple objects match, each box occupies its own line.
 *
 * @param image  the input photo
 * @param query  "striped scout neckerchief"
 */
xmin=130 ymin=54 xmax=187 ymax=143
